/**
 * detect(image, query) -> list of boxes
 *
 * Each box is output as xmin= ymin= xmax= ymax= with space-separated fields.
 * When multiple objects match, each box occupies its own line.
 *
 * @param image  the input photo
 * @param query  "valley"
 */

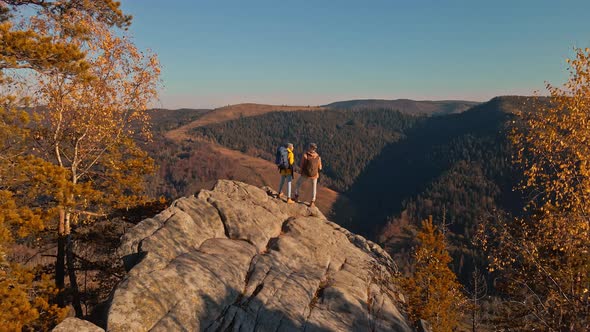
xmin=147 ymin=97 xmax=530 ymax=282
xmin=152 ymin=103 xmax=344 ymax=215
xmin=4 ymin=2 xmax=588 ymax=329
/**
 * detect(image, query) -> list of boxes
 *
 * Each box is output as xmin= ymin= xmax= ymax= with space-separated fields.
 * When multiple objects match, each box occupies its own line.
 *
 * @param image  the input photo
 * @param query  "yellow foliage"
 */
xmin=489 ymin=47 xmax=590 ymax=330
xmin=27 ymin=12 xmax=160 ymax=220
xmin=0 ymin=0 xmax=158 ymax=328
xmin=401 ymin=216 xmax=466 ymax=332
xmin=0 ymin=261 xmax=68 ymax=331
xmin=0 ymin=1 xmax=162 ymax=236
xmin=513 ymin=48 xmax=590 ymax=215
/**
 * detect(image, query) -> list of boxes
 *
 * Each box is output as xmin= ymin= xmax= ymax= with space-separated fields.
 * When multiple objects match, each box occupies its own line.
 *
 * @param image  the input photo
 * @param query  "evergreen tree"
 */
xmin=401 ymin=216 xmax=465 ymax=332
xmin=0 ymin=0 xmax=158 ymax=326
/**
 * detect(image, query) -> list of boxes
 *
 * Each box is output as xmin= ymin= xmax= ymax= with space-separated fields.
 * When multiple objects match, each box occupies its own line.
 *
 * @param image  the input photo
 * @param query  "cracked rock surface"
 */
xmin=106 ymin=180 xmax=411 ymax=332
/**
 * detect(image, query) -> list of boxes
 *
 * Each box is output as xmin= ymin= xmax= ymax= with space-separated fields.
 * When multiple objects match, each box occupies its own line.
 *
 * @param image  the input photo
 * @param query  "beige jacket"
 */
xmin=300 ymin=151 xmax=322 ymax=179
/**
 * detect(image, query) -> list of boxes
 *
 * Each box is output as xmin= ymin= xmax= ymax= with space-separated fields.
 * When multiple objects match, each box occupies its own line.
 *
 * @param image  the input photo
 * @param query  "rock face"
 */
xmin=105 ymin=180 xmax=412 ymax=331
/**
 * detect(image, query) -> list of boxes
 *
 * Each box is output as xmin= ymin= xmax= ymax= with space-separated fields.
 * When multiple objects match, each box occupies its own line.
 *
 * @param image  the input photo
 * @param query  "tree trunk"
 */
xmin=56 ymin=209 xmax=66 ymax=306
xmin=66 ymin=233 xmax=83 ymax=317
xmin=56 ymin=208 xmax=83 ymax=316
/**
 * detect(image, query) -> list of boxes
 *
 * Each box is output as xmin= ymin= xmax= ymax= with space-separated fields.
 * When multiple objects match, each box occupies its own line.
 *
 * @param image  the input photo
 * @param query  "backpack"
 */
xmin=303 ymin=154 xmax=320 ymax=177
xmin=275 ymin=146 xmax=290 ymax=170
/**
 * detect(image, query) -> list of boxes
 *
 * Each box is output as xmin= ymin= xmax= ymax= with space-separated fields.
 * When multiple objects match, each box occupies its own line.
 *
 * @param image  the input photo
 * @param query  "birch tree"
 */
xmin=485 ymin=48 xmax=590 ymax=331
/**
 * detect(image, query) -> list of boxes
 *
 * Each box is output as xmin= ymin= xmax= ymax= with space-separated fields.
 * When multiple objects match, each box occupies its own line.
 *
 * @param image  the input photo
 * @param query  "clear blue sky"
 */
xmin=120 ymin=0 xmax=590 ymax=109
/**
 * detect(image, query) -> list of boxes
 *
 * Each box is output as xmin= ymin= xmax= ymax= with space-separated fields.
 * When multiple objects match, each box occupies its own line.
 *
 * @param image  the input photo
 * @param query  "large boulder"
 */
xmin=52 ymin=318 xmax=104 ymax=332
xmin=105 ymin=180 xmax=412 ymax=331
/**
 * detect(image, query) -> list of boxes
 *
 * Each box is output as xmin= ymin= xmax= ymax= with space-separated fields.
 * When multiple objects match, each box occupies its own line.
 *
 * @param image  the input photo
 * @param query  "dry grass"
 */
xmin=162 ymin=102 xmax=340 ymax=215
xmin=204 ymin=141 xmax=340 ymax=214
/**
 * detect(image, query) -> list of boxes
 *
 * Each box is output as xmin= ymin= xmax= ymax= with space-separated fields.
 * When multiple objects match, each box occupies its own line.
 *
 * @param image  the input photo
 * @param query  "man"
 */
xmin=276 ymin=143 xmax=295 ymax=203
xmin=294 ymin=143 xmax=322 ymax=207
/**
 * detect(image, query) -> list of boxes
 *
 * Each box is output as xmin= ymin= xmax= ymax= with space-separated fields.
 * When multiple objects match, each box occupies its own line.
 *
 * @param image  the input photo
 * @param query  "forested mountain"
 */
xmin=142 ymin=138 xmax=235 ymax=198
xmin=147 ymin=108 xmax=211 ymax=134
xmin=131 ymin=108 xmax=221 ymax=198
xmin=339 ymin=96 xmax=529 ymax=235
xmin=323 ymin=99 xmax=480 ymax=115
xmin=190 ymin=96 xmax=538 ymax=282
xmin=336 ymin=96 xmax=534 ymax=280
xmin=193 ymin=108 xmax=419 ymax=191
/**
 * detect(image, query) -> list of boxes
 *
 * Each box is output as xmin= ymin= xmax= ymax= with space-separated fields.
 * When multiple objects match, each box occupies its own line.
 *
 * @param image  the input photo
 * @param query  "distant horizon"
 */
xmin=153 ymin=85 xmax=540 ymax=110
xmin=152 ymin=94 xmax=534 ymax=110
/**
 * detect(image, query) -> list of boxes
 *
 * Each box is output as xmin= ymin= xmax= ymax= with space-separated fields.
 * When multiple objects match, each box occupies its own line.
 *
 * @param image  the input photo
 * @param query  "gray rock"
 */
xmin=106 ymin=180 xmax=412 ymax=332
xmin=52 ymin=317 xmax=104 ymax=332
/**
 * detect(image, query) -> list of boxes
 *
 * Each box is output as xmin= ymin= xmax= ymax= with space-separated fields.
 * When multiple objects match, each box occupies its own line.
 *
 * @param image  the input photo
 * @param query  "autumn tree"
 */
xmin=485 ymin=48 xmax=590 ymax=331
xmin=466 ymin=267 xmax=487 ymax=332
xmin=0 ymin=0 xmax=158 ymax=325
xmin=401 ymin=216 xmax=466 ymax=332
xmin=0 ymin=261 xmax=68 ymax=331
xmin=0 ymin=97 xmax=71 ymax=330
xmin=28 ymin=8 xmax=159 ymax=316
xmin=0 ymin=0 xmax=131 ymax=77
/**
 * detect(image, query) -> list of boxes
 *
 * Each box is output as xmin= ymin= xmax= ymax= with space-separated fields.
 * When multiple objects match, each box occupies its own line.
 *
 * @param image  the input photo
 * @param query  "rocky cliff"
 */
xmin=54 ymin=180 xmax=412 ymax=331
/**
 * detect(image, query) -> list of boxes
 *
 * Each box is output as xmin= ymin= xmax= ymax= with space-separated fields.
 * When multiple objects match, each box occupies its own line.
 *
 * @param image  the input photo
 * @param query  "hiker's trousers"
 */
xmin=278 ymin=174 xmax=292 ymax=198
xmin=295 ymin=176 xmax=317 ymax=201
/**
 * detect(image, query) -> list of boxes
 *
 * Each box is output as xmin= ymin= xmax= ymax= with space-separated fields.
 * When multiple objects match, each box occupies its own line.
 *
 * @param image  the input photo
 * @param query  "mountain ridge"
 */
xmin=323 ymin=98 xmax=480 ymax=115
xmin=161 ymin=99 xmax=483 ymax=141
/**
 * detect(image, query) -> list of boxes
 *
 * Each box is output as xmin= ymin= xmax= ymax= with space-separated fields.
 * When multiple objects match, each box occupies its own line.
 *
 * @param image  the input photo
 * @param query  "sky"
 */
xmin=120 ymin=0 xmax=590 ymax=109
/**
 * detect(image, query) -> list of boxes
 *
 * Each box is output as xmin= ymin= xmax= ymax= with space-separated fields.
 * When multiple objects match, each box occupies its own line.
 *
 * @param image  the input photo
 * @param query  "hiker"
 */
xmin=294 ymin=143 xmax=322 ymax=207
xmin=276 ymin=142 xmax=295 ymax=203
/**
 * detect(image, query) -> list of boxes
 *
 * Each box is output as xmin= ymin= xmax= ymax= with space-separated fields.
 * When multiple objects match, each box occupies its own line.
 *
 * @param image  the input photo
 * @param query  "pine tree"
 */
xmin=0 ymin=97 xmax=70 ymax=330
xmin=401 ymin=216 xmax=465 ymax=332
xmin=0 ymin=0 xmax=158 ymax=326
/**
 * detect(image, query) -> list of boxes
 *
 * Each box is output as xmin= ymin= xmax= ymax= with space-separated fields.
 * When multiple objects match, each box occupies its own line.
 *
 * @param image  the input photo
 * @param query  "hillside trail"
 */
xmin=162 ymin=103 xmax=342 ymax=215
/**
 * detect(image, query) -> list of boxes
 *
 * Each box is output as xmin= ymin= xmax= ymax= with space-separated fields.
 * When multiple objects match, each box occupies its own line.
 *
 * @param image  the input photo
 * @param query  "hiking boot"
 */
xmin=293 ymin=194 xmax=299 ymax=202
xmin=310 ymin=200 xmax=316 ymax=208
xmin=286 ymin=198 xmax=295 ymax=204
xmin=278 ymin=193 xmax=284 ymax=199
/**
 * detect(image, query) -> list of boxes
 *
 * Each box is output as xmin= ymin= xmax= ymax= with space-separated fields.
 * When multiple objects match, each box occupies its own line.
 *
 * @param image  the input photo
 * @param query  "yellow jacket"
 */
xmin=280 ymin=147 xmax=295 ymax=176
